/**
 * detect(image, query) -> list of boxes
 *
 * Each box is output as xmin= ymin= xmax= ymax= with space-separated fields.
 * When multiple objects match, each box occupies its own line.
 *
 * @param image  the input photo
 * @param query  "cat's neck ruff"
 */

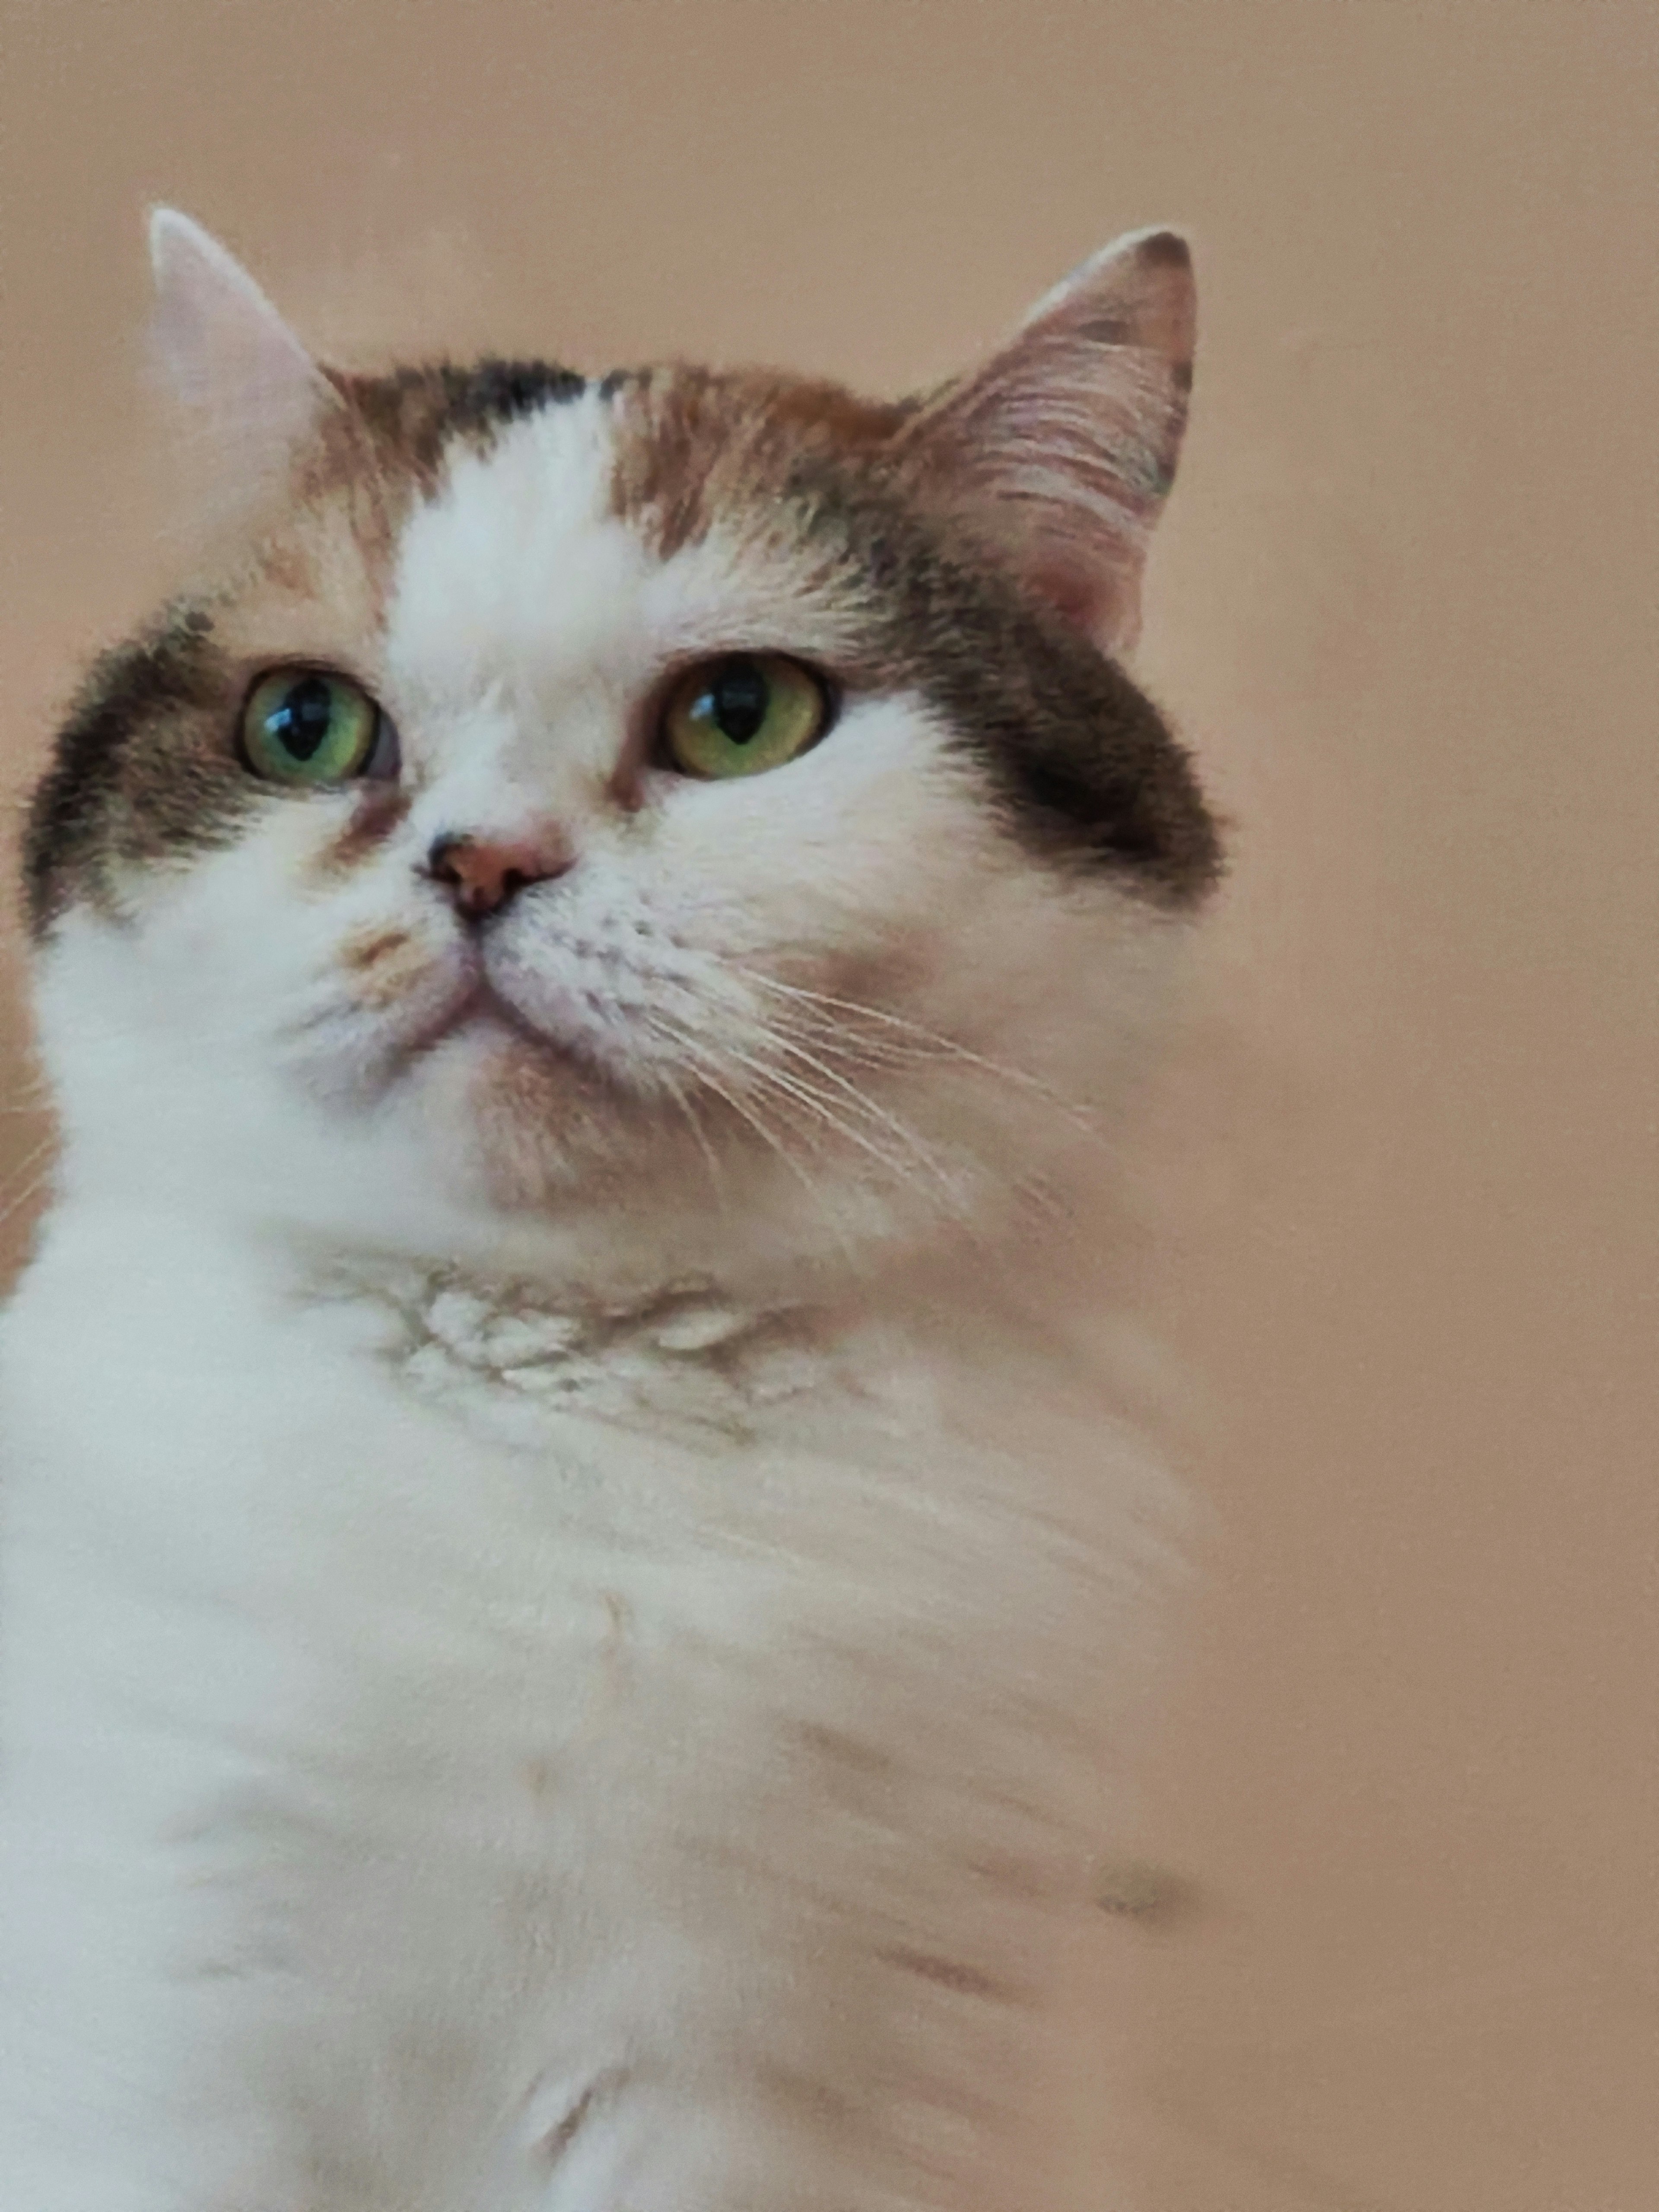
xmin=292 ymin=1244 xmax=842 ymax=1451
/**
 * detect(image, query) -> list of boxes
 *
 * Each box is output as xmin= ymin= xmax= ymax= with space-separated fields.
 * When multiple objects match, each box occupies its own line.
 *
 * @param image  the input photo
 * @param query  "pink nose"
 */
xmin=425 ymin=830 xmax=571 ymax=922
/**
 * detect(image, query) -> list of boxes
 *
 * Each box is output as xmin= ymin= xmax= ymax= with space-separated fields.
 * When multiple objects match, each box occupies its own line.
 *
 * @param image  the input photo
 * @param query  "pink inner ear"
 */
xmin=1030 ymin=543 xmax=1146 ymax=656
xmin=147 ymin=208 xmax=340 ymax=457
xmin=1031 ymin=552 xmax=1108 ymax=636
xmin=893 ymin=229 xmax=1194 ymax=659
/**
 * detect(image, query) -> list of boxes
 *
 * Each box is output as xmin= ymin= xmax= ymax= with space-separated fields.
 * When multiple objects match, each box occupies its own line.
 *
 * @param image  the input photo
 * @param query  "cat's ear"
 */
xmin=897 ymin=228 xmax=1195 ymax=655
xmin=146 ymin=208 xmax=344 ymax=515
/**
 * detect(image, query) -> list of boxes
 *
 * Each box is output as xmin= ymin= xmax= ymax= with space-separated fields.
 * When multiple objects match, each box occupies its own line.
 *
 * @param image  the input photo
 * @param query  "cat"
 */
xmin=0 ymin=208 xmax=1219 ymax=2210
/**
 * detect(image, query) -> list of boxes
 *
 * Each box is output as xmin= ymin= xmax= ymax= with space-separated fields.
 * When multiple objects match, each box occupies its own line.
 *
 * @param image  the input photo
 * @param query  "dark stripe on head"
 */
xmin=339 ymin=358 xmax=586 ymax=483
xmin=834 ymin=477 xmax=1220 ymax=899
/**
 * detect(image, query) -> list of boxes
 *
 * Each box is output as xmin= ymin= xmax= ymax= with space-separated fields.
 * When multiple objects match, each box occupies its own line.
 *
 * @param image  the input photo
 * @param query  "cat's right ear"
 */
xmin=895 ymin=229 xmax=1196 ymax=658
xmin=147 ymin=209 xmax=343 ymax=518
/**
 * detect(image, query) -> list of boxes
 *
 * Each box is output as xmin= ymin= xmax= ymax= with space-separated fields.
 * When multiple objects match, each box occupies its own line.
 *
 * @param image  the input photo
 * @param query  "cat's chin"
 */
xmin=400 ymin=981 xmax=640 ymax=1097
xmin=392 ymin=990 xmax=671 ymax=1194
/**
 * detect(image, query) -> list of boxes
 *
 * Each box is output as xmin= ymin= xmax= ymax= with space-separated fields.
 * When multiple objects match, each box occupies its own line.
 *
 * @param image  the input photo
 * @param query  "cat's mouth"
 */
xmin=407 ymin=976 xmax=575 ymax=1062
xmin=397 ymin=963 xmax=646 ymax=1093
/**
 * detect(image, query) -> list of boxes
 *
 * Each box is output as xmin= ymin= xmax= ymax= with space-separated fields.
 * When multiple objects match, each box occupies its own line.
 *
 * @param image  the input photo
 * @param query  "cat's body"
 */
xmin=0 ymin=214 xmax=1217 ymax=2208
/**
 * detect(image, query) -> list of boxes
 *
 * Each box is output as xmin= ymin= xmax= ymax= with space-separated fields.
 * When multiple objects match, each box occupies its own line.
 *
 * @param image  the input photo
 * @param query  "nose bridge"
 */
xmin=409 ymin=682 xmax=618 ymax=842
xmin=407 ymin=690 xmax=606 ymax=923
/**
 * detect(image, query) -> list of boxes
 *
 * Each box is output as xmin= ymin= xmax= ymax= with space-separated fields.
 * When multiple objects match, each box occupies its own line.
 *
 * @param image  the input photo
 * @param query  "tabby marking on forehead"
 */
xmin=338 ymin=358 xmax=588 ymax=487
xmin=607 ymin=364 xmax=913 ymax=562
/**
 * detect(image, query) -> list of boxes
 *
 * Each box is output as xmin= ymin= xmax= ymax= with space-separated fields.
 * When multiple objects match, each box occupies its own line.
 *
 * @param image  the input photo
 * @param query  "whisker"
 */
xmin=0 ymin=1071 xmax=54 ymax=1116
xmin=709 ymin=1039 xmax=925 ymax=1186
xmin=0 ymin=1171 xmax=51 ymax=1233
xmin=738 ymin=970 xmax=1093 ymax=1119
xmin=644 ymin=1022 xmax=836 ymax=1200
xmin=764 ymin=1032 xmax=966 ymax=1202
xmin=0 ymin=1137 xmax=57 ymax=1201
xmin=642 ymin=1020 xmax=873 ymax=1271
xmin=658 ymin=1068 xmax=728 ymax=1214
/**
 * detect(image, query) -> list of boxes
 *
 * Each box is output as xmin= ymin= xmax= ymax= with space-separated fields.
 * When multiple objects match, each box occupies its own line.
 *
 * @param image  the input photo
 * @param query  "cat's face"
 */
xmin=22 ymin=216 xmax=1216 ymax=1279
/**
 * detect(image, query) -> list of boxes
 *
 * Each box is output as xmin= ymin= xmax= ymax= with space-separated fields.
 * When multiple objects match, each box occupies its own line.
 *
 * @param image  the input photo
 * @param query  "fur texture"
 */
xmin=0 ymin=211 xmax=1217 ymax=2209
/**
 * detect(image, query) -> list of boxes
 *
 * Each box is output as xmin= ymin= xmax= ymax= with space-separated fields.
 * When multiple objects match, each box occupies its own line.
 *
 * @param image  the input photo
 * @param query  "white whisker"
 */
xmin=641 ymin=1019 xmax=855 ymax=1252
xmin=0 ymin=1166 xmax=52 ymax=1232
xmin=738 ymin=969 xmax=1096 ymax=1123
xmin=658 ymin=1068 xmax=728 ymax=1214
xmin=764 ymin=1031 xmax=966 ymax=1203
xmin=709 ymin=1039 xmax=926 ymax=1188
xmin=645 ymin=1018 xmax=893 ymax=1273
xmin=0 ymin=1137 xmax=57 ymax=1202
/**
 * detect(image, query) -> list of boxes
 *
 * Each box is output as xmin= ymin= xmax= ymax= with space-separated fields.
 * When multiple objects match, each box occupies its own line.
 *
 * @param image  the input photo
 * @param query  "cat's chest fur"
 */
xmin=0 ymin=1219 xmax=1121 ymax=2206
xmin=1 ymin=1220 xmax=956 ymax=1671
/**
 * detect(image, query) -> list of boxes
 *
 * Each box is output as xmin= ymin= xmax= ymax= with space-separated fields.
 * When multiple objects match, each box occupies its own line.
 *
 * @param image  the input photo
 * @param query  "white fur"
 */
xmin=1 ymin=380 xmax=1192 ymax=2208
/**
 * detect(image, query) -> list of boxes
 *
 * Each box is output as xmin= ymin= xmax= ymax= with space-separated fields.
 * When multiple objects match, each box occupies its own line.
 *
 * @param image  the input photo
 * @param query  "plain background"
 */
xmin=2 ymin=3 xmax=1654 ymax=2202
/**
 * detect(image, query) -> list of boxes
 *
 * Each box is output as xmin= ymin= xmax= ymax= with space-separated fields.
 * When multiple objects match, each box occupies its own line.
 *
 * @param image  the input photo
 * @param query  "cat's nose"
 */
xmin=424 ymin=830 xmax=572 ymax=922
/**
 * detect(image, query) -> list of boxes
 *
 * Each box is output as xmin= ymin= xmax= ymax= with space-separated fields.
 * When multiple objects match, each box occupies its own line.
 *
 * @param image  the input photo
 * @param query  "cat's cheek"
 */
xmin=248 ymin=915 xmax=474 ymax=1108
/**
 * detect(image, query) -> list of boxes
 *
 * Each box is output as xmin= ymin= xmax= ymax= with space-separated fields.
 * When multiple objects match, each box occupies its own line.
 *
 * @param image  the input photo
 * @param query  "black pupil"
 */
xmin=268 ymin=676 xmax=337 ymax=762
xmin=708 ymin=660 xmax=769 ymax=745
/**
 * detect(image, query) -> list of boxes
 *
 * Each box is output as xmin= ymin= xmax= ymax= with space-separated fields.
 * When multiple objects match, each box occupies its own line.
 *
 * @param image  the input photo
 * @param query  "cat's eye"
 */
xmin=239 ymin=669 xmax=395 ymax=786
xmin=659 ymin=654 xmax=831 ymax=780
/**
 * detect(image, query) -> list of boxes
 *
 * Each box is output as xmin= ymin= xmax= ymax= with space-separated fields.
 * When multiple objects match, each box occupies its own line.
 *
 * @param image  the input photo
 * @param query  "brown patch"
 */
xmin=24 ymin=349 xmax=598 ymax=935
xmin=338 ymin=935 xmax=432 ymax=1011
xmin=308 ymin=785 xmax=411 ymax=883
xmin=789 ymin=1719 xmax=900 ymax=1815
xmin=1094 ymin=1857 xmax=1205 ymax=1928
xmin=337 ymin=925 xmax=413 ymax=975
xmin=254 ymin=537 xmax=321 ymax=599
xmin=957 ymin=1848 xmax=1062 ymax=1904
xmin=609 ymin=364 xmax=910 ymax=561
xmin=26 ymin=413 xmax=417 ymax=934
xmin=753 ymin=2061 xmax=856 ymax=2130
xmin=793 ymin=1719 xmax=898 ymax=1778
xmin=23 ymin=604 xmax=253 ymax=933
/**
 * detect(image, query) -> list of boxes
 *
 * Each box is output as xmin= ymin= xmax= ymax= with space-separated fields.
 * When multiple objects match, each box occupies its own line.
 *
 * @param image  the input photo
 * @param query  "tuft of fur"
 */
xmin=0 ymin=212 xmax=1217 ymax=2209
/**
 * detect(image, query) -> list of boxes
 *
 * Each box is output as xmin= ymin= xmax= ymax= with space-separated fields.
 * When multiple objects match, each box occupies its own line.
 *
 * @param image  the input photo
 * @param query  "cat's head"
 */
xmin=22 ymin=212 xmax=1217 ymax=1288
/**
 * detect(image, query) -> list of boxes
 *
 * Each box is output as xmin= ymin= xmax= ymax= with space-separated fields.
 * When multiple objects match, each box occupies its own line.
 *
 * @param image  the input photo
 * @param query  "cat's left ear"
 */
xmin=897 ymin=229 xmax=1195 ymax=656
xmin=147 ymin=208 xmax=344 ymax=513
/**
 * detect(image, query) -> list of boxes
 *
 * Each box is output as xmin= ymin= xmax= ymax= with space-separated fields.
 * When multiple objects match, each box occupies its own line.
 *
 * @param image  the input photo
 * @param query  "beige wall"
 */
xmin=3 ymin=3 xmax=1654 ymax=2202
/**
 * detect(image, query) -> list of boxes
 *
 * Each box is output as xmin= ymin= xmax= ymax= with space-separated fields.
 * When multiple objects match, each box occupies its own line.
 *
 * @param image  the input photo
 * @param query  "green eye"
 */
xmin=661 ymin=654 xmax=830 ymax=779
xmin=240 ymin=669 xmax=385 ymax=785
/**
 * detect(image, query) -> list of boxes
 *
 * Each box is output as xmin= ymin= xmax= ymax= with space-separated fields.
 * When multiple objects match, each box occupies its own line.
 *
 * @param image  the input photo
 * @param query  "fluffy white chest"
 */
xmin=0 ymin=1223 xmax=1137 ymax=2210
